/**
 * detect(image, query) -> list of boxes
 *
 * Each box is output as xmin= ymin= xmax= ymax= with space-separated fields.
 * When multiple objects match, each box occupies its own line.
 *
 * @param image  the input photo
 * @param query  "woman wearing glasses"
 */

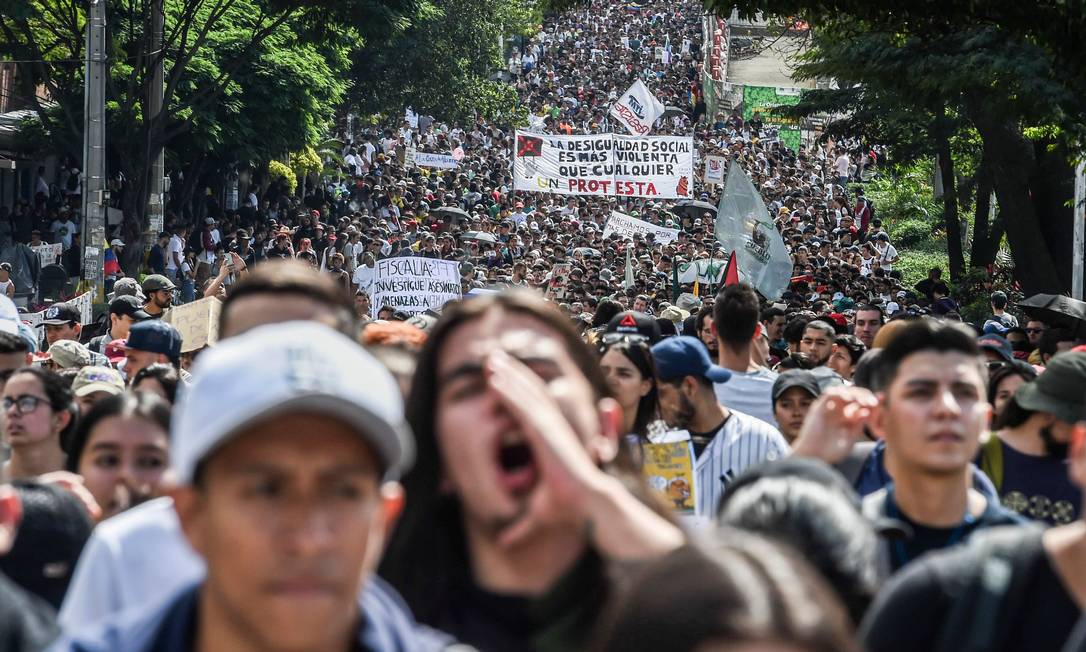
xmin=2 ymin=367 xmax=76 ymax=480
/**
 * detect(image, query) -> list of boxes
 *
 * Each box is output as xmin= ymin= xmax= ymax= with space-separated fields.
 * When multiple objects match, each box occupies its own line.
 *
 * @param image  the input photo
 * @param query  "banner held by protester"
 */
xmin=603 ymin=210 xmax=680 ymax=244
xmin=370 ymin=258 xmax=462 ymax=319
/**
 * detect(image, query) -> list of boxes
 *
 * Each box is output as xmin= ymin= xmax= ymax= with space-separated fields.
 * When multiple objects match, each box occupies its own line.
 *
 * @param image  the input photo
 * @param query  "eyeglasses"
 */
xmin=599 ymin=333 xmax=649 ymax=351
xmin=2 ymin=394 xmax=48 ymax=414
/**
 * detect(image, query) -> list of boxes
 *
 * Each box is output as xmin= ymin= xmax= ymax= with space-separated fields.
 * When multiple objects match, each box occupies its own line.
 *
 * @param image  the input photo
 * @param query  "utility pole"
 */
xmin=145 ymin=0 xmax=165 ymax=252
xmin=1073 ymin=159 xmax=1084 ymax=300
xmin=81 ymin=0 xmax=107 ymax=301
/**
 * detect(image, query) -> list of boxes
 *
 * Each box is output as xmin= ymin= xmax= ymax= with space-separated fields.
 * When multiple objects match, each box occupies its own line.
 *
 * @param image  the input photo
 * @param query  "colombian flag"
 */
xmin=103 ymin=243 xmax=121 ymax=276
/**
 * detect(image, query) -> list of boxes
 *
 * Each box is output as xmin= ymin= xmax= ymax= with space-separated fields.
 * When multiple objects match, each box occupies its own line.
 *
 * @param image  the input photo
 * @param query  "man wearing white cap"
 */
xmin=55 ymin=322 xmax=452 ymax=651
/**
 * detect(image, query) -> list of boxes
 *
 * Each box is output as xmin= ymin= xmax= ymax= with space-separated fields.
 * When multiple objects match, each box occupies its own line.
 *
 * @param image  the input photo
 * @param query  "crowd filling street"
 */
xmin=1 ymin=0 xmax=1086 ymax=650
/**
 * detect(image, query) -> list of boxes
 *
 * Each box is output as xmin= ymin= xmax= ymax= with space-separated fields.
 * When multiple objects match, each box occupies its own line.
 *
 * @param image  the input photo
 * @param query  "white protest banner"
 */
xmin=513 ymin=130 xmax=693 ymax=199
xmin=370 ymin=257 xmax=461 ymax=318
xmin=30 ymin=243 xmax=63 ymax=267
xmin=163 ymin=296 xmax=222 ymax=353
xmin=68 ymin=291 xmax=94 ymax=325
xmin=609 ymin=79 xmax=665 ymax=136
xmin=704 ymin=155 xmax=726 ymax=185
xmin=404 ymin=108 xmax=419 ymax=128
xmin=603 ymin=210 xmax=679 ymax=244
xmin=403 ymin=144 xmax=417 ymax=168
xmin=415 ymin=152 xmax=459 ymax=169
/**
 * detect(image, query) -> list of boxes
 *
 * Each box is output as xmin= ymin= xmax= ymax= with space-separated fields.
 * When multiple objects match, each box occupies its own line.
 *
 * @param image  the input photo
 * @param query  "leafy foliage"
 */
xmin=349 ymin=0 xmax=543 ymax=122
xmin=267 ymin=159 xmax=297 ymax=195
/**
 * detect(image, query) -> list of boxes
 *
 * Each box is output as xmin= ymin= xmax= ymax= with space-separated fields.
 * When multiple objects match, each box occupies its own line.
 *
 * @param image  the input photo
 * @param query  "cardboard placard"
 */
xmin=163 ymin=296 xmax=221 ymax=353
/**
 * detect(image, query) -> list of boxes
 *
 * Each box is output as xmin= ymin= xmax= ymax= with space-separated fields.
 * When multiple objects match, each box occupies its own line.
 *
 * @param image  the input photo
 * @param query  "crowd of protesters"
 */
xmin=2 ymin=0 xmax=1086 ymax=650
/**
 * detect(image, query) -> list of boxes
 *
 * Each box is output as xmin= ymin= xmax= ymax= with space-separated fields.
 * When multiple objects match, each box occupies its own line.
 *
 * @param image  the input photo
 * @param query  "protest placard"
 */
xmin=643 ymin=439 xmax=697 ymax=514
xmin=415 ymin=152 xmax=459 ymax=169
xmin=163 ymin=297 xmax=221 ymax=353
xmin=546 ymin=262 xmax=572 ymax=300
xmin=603 ymin=210 xmax=679 ymax=244
xmin=30 ymin=243 xmax=63 ymax=267
xmin=703 ymin=155 xmax=726 ymax=185
xmin=68 ymin=291 xmax=94 ymax=325
xmin=513 ymin=131 xmax=693 ymax=199
xmin=370 ymin=257 xmax=461 ymax=319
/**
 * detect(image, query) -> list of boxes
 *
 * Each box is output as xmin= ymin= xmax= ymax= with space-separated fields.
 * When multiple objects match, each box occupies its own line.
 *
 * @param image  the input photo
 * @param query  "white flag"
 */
xmin=624 ymin=247 xmax=636 ymax=290
xmin=609 ymin=79 xmax=665 ymax=136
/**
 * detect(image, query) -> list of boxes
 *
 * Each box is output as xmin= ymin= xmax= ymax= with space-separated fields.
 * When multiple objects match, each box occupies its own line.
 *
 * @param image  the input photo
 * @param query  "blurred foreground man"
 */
xmin=380 ymin=292 xmax=682 ymax=651
xmin=54 ymin=322 xmax=453 ymax=651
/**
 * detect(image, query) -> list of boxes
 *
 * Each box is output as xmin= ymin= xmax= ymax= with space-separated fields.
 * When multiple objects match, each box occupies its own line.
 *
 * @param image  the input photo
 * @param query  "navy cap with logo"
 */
xmin=42 ymin=302 xmax=80 ymax=326
xmin=977 ymin=334 xmax=1013 ymax=363
xmin=125 ymin=320 xmax=182 ymax=361
xmin=650 ymin=336 xmax=732 ymax=384
xmin=109 ymin=295 xmax=151 ymax=321
xmin=605 ymin=311 xmax=662 ymax=344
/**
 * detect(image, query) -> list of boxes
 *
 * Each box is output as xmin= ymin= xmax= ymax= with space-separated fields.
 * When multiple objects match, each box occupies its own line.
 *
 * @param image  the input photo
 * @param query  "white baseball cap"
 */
xmin=171 ymin=321 xmax=413 ymax=483
xmin=886 ymin=301 xmax=901 ymax=315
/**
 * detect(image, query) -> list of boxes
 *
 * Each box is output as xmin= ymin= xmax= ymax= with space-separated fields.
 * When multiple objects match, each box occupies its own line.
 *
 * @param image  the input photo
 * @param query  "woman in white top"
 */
xmin=0 ymin=262 xmax=15 ymax=298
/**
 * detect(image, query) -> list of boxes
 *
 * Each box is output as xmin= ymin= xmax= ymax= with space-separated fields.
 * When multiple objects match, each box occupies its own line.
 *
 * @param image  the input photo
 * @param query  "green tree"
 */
xmin=348 ymin=0 xmax=542 ymax=123
xmin=0 ymin=0 xmax=426 ymax=262
xmin=710 ymin=1 xmax=1086 ymax=294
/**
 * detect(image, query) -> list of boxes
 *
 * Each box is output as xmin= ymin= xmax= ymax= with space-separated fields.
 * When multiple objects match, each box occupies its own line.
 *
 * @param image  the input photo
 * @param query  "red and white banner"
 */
xmin=512 ymin=131 xmax=693 ymax=199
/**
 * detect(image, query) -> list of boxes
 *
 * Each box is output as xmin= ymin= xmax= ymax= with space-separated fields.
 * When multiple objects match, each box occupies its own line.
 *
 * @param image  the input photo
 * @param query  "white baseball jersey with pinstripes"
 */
xmin=694 ymin=410 xmax=790 ymax=517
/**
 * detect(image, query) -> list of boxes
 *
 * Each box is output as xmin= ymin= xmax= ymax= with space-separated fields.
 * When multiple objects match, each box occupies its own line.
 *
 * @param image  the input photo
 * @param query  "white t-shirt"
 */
xmin=834 ymin=154 xmax=850 ymax=177
xmin=58 ymin=498 xmax=204 ymax=633
xmin=714 ymin=367 xmax=779 ymax=429
xmin=352 ymin=264 xmax=375 ymax=293
xmin=878 ymin=243 xmax=898 ymax=270
xmin=166 ymin=235 xmax=184 ymax=271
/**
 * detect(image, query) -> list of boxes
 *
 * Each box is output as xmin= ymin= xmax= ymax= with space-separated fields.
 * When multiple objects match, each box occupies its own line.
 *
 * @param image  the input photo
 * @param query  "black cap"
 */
xmin=41 ymin=302 xmax=80 ymax=326
xmin=109 ymin=295 xmax=152 ymax=321
xmin=605 ymin=311 xmax=662 ymax=344
xmin=771 ymin=370 xmax=822 ymax=404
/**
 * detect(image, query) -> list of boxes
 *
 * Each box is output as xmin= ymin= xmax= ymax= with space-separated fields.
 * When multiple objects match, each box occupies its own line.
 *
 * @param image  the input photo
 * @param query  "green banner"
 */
xmin=741 ymin=85 xmax=804 ymax=152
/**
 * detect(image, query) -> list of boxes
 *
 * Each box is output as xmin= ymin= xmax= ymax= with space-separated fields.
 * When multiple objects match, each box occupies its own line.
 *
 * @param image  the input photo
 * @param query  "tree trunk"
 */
xmin=966 ymin=98 xmax=1064 ymax=294
xmin=936 ymin=131 xmax=964 ymax=280
xmin=969 ymin=158 xmax=1004 ymax=267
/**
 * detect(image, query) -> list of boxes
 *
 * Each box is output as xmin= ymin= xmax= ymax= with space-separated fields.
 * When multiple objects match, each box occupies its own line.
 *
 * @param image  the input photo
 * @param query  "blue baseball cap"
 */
xmin=125 ymin=320 xmax=182 ymax=361
xmin=650 ymin=336 xmax=732 ymax=384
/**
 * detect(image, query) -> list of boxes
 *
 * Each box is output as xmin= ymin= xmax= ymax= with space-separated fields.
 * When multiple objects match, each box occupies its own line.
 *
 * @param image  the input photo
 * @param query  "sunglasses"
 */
xmin=599 ymin=332 xmax=649 ymax=351
xmin=1024 ymin=328 xmax=1046 ymax=334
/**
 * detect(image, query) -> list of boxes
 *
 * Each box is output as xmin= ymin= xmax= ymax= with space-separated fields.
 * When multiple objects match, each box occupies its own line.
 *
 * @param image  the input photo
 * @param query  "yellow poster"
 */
xmin=643 ymin=440 xmax=696 ymax=513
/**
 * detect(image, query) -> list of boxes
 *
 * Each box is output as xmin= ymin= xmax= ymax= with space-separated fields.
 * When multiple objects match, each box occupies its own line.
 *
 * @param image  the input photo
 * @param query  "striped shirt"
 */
xmin=648 ymin=411 xmax=790 ymax=519
xmin=692 ymin=410 xmax=790 ymax=517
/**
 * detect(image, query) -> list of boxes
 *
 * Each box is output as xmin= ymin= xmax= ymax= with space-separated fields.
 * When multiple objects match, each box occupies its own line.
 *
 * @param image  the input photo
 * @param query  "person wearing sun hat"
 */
xmin=650 ymin=336 xmax=788 ymax=517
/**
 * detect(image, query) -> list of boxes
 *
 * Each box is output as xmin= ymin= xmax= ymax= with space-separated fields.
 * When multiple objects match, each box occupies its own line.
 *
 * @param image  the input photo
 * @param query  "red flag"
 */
xmin=723 ymin=251 xmax=740 ymax=286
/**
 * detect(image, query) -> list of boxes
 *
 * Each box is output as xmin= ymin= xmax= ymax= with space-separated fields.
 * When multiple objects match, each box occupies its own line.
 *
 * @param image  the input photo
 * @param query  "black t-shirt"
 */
xmin=434 ymin=551 xmax=607 ymax=652
xmin=997 ymin=440 xmax=1081 ymax=526
xmin=861 ymin=529 xmax=1079 ymax=652
xmin=884 ymin=488 xmax=1024 ymax=573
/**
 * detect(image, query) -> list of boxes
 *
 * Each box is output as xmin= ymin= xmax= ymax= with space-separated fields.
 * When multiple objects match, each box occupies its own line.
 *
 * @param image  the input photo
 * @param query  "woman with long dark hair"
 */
xmin=599 ymin=339 xmax=660 ymax=440
xmin=379 ymin=291 xmax=681 ymax=651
